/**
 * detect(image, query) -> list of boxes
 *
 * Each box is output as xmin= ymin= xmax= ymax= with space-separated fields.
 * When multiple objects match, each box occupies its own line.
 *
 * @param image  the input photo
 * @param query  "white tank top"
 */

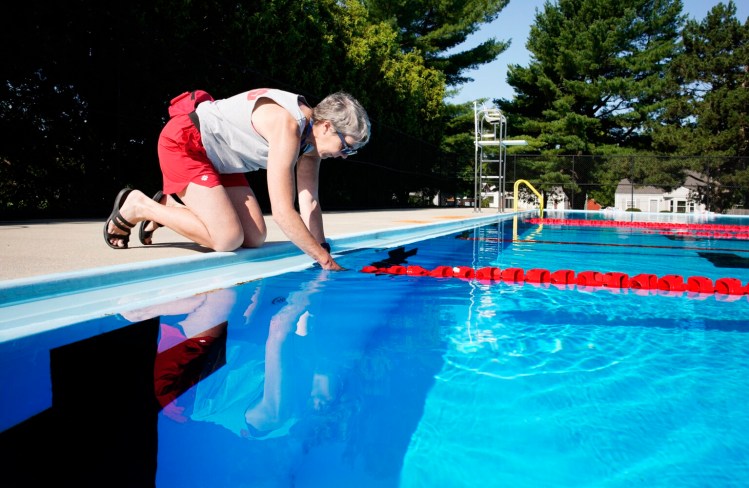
xmin=195 ymin=89 xmax=309 ymax=173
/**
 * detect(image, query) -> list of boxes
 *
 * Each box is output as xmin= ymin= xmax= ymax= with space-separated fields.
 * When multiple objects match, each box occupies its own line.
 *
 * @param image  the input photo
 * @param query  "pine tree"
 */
xmin=493 ymin=0 xmax=685 ymax=207
xmin=499 ymin=0 xmax=685 ymax=154
xmin=364 ymin=0 xmax=511 ymax=85
xmin=654 ymin=1 xmax=749 ymax=210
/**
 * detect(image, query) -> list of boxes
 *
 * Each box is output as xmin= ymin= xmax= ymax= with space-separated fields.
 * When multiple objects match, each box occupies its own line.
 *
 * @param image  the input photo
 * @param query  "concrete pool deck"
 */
xmin=1 ymin=207 xmax=498 ymax=282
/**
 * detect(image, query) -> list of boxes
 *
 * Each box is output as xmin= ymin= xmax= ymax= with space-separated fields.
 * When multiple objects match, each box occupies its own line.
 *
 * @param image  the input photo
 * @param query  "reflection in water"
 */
xmin=129 ymin=271 xmax=343 ymax=443
xmin=148 ymin=266 xmax=447 ymax=487
xmin=122 ymin=288 xmax=238 ymax=424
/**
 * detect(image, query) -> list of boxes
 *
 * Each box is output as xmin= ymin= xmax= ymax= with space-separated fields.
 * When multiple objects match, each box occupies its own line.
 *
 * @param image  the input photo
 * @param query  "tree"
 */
xmin=500 ymin=0 xmax=685 ymax=154
xmin=653 ymin=1 xmax=749 ymax=211
xmin=437 ymin=101 xmax=477 ymax=201
xmin=0 ymin=0 xmax=450 ymax=216
xmin=364 ymin=0 xmax=511 ymax=85
xmin=0 ymin=0 xmax=274 ymax=217
xmin=319 ymin=1 xmax=448 ymax=207
xmin=494 ymin=0 xmax=685 ymax=207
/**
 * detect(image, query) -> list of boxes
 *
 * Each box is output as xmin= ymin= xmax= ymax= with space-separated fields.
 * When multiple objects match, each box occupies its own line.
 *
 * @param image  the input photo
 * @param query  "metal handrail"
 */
xmin=513 ymin=179 xmax=544 ymax=218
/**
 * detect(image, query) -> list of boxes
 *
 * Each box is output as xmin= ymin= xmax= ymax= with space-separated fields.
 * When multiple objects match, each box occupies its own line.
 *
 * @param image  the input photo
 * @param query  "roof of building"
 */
xmin=615 ymin=171 xmax=709 ymax=194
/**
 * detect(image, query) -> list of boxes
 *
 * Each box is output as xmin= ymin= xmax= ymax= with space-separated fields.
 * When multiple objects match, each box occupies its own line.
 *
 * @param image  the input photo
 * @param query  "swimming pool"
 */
xmin=2 ymin=210 xmax=748 ymax=487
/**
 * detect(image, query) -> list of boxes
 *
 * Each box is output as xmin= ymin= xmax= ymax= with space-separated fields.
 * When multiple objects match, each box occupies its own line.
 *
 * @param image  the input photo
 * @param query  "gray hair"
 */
xmin=313 ymin=91 xmax=371 ymax=149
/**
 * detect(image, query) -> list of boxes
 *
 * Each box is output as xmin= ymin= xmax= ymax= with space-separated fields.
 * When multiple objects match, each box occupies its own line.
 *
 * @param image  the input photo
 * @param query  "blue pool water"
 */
xmin=1 ymin=210 xmax=748 ymax=487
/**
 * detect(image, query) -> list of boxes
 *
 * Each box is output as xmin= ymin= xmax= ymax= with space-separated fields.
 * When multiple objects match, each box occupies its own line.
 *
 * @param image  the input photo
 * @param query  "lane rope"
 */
xmin=456 ymin=236 xmax=749 ymax=253
xmin=360 ymin=264 xmax=749 ymax=301
xmin=528 ymin=218 xmax=749 ymax=240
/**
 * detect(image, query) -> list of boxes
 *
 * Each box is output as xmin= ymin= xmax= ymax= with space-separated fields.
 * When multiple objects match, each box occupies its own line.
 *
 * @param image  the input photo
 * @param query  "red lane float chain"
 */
xmin=360 ymin=265 xmax=749 ymax=300
xmin=529 ymin=218 xmax=749 ymax=239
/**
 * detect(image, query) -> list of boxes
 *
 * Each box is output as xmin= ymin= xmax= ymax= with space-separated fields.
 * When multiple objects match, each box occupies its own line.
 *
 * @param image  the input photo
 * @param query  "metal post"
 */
xmin=499 ymin=115 xmax=506 ymax=213
xmin=473 ymin=102 xmax=480 ymax=212
xmin=630 ymin=156 xmax=635 ymax=212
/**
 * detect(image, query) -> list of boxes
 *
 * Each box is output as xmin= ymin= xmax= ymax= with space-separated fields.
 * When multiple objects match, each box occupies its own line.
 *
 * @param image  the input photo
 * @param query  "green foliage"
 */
xmin=483 ymin=0 xmax=747 ymax=209
xmin=0 ymin=0 xmax=456 ymax=217
xmin=499 ymin=0 xmax=685 ymax=155
xmin=437 ymin=102 xmax=477 ymax=197
xmin=652 ymin=1 xmax=749 ymax=211
xmin=2 ymin=0 xmax=746 ymax=217
xmin=364 ymin=0 xmax=511 ymax=84
xmin=655 ymin=1 xmax=748 ymax=156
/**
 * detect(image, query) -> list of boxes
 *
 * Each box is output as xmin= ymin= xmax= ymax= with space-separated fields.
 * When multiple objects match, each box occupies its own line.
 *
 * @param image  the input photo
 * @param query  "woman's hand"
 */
xmin=320 ymin=254 xmax=346 ymax=271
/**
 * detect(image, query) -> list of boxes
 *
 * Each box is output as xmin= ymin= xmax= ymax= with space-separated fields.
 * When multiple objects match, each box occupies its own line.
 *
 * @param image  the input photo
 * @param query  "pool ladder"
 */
xmin=513 ymin=179 xmax=544 ymax=240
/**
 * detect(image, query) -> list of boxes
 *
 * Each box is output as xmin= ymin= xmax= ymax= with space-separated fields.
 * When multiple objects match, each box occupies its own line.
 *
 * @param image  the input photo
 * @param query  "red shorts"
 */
xmin=153 ymin=322 xmax=227 ymax=408
xmin=157 ymin=114 xmax=248 ymax=195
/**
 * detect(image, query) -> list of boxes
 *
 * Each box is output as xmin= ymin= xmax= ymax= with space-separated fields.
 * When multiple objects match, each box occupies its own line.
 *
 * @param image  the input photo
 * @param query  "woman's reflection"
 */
xmin=125 ymin=271 xmax=338 ymax=441
xmin=121 ymin=286 xmax=250 ymax=422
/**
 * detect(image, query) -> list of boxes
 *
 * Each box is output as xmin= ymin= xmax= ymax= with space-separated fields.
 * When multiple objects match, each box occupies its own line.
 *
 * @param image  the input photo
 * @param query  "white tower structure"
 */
xmin=473 ymin=103 xmax=527 ymax=212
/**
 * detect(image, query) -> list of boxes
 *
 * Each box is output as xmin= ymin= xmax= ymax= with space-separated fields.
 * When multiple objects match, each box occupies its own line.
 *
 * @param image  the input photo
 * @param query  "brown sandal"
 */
xmin=103 ymin=188 xmax=135 ymax=249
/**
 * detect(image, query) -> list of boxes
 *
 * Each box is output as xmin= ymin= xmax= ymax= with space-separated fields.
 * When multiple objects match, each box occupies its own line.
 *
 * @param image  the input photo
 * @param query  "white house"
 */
xmin=614 ymin=172 xmax=707 ymax=213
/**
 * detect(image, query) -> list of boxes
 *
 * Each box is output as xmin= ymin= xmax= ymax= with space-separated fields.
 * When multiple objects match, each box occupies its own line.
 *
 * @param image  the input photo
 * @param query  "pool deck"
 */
xmin=1 ymin=207 xmax=497 ymax=282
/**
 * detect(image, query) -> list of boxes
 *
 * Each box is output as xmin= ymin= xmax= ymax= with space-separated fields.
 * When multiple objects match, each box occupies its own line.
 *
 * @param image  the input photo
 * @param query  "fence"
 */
xmin=481 ymin=155 xmax=749 ymax=214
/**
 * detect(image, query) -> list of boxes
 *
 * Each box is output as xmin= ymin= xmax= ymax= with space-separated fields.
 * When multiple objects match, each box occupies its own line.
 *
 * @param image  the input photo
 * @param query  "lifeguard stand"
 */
xmin=473 ymin=102 xmax=527 ymax=212
xmin=474 ymin=104 xmax=506 ymax=212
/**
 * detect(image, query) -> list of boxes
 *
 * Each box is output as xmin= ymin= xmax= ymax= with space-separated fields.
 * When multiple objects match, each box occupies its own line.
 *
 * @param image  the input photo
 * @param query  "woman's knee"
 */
xmin=241 ymin=228 xmax=267 ymax=249
xmin=208 ymin=216 xmax=266 ymax=251
xmin=212 ymin=238 xmax=243 ymax=252
xmin=209 ymin=228 xmax=245 ymax=252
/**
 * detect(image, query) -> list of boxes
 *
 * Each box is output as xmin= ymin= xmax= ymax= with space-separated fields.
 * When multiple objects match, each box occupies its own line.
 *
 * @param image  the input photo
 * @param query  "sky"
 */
xmin=446 ymin=0 xmax=749 ymax=105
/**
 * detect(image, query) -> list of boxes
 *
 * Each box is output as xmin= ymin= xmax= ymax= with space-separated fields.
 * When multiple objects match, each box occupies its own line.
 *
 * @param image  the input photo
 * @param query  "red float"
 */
xmin=657 ymin=275 xmax=686 ymax=292
xmin=550 ymin=269 xmax=575 ymax=285
xmin=687 ymin=276 xmax=714 ymax=294
xmin=406 ymin=265 xmax=429 ymax=276
xmin=602 ymin=272 xmax=630 ymax=288
xmin=630 ymin=274 xmax=659 ymax=289
xmin=576 ymin=271 xmax=604 ymax=287
xmin=500 ymin=267 xmax=524 ymax=282
xmin=525 ymin=268 xmax=551 ymax=283
xmin=475 ymin=267 xmax=502 ymax=281
xmin=714 ymin=277 xmax=746 ymax=295
xmin=358 ymin=262 xmax=748 ymax=301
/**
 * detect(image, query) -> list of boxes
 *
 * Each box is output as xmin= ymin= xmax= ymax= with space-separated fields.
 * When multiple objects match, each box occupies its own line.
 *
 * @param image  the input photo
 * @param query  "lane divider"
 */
xmin=528 ymin=218 xmax=749 ymax=239
xmin=360 ymin=264 xmax=749 ymax=301
xmin=457 ymin=235 xmax=749 ymax=253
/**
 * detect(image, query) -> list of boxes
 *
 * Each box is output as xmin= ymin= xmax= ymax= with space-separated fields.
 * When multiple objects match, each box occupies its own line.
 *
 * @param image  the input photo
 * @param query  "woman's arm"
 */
xmin=254 ymin=101 xmax=342 ymax=270
xmin=296 ymin=153 xmax=325 ymax=243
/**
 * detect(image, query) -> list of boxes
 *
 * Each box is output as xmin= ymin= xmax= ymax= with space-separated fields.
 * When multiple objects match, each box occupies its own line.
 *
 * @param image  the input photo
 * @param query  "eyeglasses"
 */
xmin=335 ymin=131 xmax=357 ymax=156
